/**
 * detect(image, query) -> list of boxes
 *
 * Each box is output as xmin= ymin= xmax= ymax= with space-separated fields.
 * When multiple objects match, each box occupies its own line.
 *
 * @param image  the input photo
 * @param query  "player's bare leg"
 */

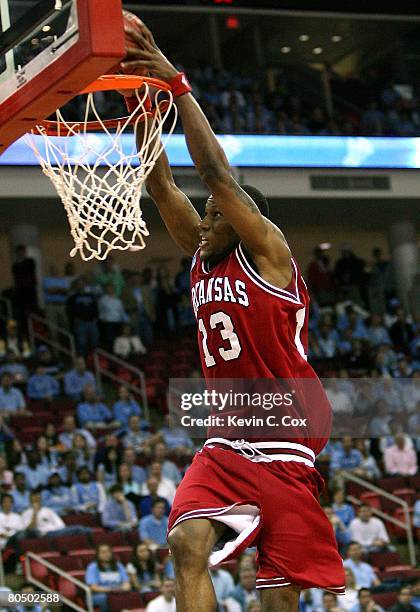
xmin=168 ymin=517 xmax=226 ymax=612
xmin=261 ymin=585 xmax=301 ymax=612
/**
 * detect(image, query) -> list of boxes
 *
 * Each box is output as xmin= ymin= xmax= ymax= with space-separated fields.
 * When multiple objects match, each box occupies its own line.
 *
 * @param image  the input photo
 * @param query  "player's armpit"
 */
xmin=204 ymin=170 xmax=291 ymax=269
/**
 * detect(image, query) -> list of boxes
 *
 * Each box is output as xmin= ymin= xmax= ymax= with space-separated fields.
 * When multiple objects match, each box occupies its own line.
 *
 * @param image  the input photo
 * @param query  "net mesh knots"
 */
xmin=27 ymin=83 xmax=177 ymax=261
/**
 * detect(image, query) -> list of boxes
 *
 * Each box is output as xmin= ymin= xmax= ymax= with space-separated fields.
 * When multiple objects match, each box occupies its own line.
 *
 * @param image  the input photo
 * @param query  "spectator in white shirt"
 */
xmin=141 ymin=462 xmax=176 ymax=506
xmin=113 ymin=324 xmax=146 ymax=359
xmin=349 ymin=505 xmax=390 ymax=552
xmin=146 ymin=578 xmax=176 ymax=612
xmin=0 ymin=494 xmax=22 ymax=548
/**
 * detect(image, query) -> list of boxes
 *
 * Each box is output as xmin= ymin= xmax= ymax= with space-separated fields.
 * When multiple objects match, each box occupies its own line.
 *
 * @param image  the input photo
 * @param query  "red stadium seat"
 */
xmin=108 ymin=592 xmax=144 ymax=611
xmin=92 ymin=532 xmax=125 ymax=548
xmin=57 ymin=576 xmax=78 ymax=602
xmin=21 ymin=538 xmax=54 ymax=554
xmin=126 ymin=530 xmax=140 ymax=547
xmin=368 ymin=551 xmax=402 ymax=569
xmin=63 ymin=513 xmax=98 ymax=527
xmin=379 ymin=565 xmax=420 ymax=580
xmin=378 ymin=477 xmax=407 ymax=492
xmin=143 ymin=591 xmax=160 ymax=604
xmin=54 ymin=534 xmax=90 ymax=553
xmin=360 ymin=491 xmax=381 ymax=510
xmin=49 ymin=556 xmax=82 ymax=573
xmin=393 ymin=488 xmax=416 ymax=506
xmin=407 ymin=475 xmax=420 ymax=490
xmin=114 ymin=547 xmax=133 ymax=564
xmin=27 ymin=557 xmax=49 ymax=581
xmin=372 ymin=592 xmax=398 ymax=609
xmin=68 ymin=549 xmax=96 ymax=565
xmin=389 ymin=507 xmax=413 ymax=538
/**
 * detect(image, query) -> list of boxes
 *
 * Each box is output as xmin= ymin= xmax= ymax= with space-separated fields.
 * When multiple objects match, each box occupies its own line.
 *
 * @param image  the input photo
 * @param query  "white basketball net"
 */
xmin=26 ymin=83 xmax=177 ymax=261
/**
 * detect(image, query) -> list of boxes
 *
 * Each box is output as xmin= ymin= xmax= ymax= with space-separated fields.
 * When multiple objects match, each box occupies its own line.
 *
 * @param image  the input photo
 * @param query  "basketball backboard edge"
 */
xmin=0 ymin=0 xmax=125 ymax=154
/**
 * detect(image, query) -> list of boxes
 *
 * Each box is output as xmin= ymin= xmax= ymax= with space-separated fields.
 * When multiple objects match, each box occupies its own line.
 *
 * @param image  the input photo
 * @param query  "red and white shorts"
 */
xmin=168 ymin=439 xmax=345 ymax=594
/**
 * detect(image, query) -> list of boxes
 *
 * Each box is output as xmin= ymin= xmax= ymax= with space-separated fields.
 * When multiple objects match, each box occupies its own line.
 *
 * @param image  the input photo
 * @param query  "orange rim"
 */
xmin=32 ymin=75 xmax=173 ymax=136
xmin=81 ymin=74 xmax=172 ymax=94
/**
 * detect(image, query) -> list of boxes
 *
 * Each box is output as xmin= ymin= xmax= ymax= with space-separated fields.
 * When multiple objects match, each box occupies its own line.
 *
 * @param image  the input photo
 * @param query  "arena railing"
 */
xmin=342 ymin=471 xmax=416 ymax=566
xmin=28 ymin=313 xmax=76 ymax=360
xmin=93 ymin=348 xmax=149 ymax=422
xmin=24 ymin=552 xmax=93 ymax=612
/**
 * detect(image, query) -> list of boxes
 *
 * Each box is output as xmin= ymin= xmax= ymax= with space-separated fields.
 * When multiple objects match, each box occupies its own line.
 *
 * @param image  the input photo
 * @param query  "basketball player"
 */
xmin=122 ymin=23 xmax=345 ymax=612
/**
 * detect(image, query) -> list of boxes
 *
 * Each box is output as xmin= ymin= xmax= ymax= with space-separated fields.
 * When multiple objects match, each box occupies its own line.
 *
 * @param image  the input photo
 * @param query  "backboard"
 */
xmin=0 ymin=0 xmax=126 ymax=153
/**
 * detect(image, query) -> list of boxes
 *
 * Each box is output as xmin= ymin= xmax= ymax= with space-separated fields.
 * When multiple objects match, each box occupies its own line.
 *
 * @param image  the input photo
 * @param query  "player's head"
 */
xmin=199 ymin=184 xmax=269 ymax=265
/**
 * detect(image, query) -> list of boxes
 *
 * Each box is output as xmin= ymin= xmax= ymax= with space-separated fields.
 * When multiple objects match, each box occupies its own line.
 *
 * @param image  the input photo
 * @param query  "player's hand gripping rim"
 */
xmin=121 ymin=22 xmax=179 ymax=83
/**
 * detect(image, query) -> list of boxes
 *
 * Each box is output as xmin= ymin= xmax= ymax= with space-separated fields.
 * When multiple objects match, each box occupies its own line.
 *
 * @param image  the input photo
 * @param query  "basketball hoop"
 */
xmin=26 ymin=75 xmax=177 ymax=261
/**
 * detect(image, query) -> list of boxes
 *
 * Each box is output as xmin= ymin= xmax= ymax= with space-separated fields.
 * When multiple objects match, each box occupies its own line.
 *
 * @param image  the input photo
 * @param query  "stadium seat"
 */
xmin=360 ymin=491 xmax=381 ymax=510
xmin=368 ymin=551 xmax=402 ymax=569
xmin=49 ymin=556 xmax=83 ymax=573
xmin=372 ymin=592 xmax=398 ymax=609
xmin=407 ymin=475 xmax=420 ymax=490
xmin=57 ymin=576 xmax=78 ymax=602
xmin=393 ymin=488 xmax=416 ymax=506
xmin=26 ymin=557 xmax=49 ymax=581
xmin=143 ymin=591 xmax=160 ymax=604
xmin=379 ymin=565 xmax=420 ymax=580
xmin=378 ymin=477 xmax=407 ymax=492
xmin=21 ymin=538 xmax=54 ymax=554
xmin=108 ymin=592 xmax=144 ymax=611
xmin=63 ymin=513 xmax=98 ymax=527
xmin=92 ymin=532 xmax=125 ymax=548
xmin=114 ymin=547 xmax=133 ymax=564
xmin=68 ymin=549 xmax=96 ymax=565
xmin=54 ymin=534 xmax=90 ymax=553
xmin=126 ymin=530 xmax=140 ymax=547
xmin=389 ymin=507 xmax=413 ymax=538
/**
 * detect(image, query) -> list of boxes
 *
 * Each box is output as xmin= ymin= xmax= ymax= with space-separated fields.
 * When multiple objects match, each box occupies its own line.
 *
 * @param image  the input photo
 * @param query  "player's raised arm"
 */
xmin=133 ymin=115 xmax=200 ymax=256
xmin=123 ymin=24 xmax=291 ymax=280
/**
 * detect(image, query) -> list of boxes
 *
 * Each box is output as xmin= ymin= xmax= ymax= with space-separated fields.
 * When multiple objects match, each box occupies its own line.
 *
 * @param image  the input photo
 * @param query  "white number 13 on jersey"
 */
xmin=198 ymin=312 xmax=242 ymax=367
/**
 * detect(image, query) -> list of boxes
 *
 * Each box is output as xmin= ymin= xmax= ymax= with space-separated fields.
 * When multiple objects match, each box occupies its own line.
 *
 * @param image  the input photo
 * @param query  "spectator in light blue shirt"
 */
xmin=160 ymin=415 xmax=194 ymax=452
xmin=72 ymin=467 xmax=106 ymax=513
xmin=151 ymin=442 xmax=182 ymax=485
xmin=138 ymin=500 xmax=168 ymax=547
xmin=0 ymin=373 xmax=26 ymax=413
xmin=15 ymin=451 xmax=49 ymax=490
xmin=101 ymin=484 xmax=137 ymax=531
xmin=330 ymin=436 xmax=363 ymax=478
xmin=64 ymin=357 xmax=96 ymax=400
xmin=77 ymin=384 xmax=112 ymax=429
xmin=58 ymin=414 xmax=96 ymax=450
xmin=41 ymin=473 xmax=74 ymax=516
xmin=414 ymin=499 xmax=420 ymax=529
xmin=343 ymin=542 xmax=380 ymax=589
xmin=367 ymin=315 xmax=391 ymax=347
xmin=112 ymin=385 xmax=142 ymax=428
xmin=332 ymin=489 xmax=355 ymax=527
xmin=10 ymin=472 xmax=30 ymax=513
xmin=85 ymin=544 xmax=130 ymax=612
xmin=0 ymin=351 xmax=29 ymax=384
xmin=210 ymin=567 xmax=235 ymax=605
xmin=27 ymin=366 xmax=60 ymax=401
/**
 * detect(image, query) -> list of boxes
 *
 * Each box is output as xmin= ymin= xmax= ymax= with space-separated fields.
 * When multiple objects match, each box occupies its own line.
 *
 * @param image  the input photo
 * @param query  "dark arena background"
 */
xmin=0 ymin=1 xmax=418 ymax=611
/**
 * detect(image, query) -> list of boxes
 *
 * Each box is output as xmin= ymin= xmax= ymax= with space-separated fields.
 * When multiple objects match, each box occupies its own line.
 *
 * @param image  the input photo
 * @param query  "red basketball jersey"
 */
xmin=190 ymin=243 xmax=332 ymax=455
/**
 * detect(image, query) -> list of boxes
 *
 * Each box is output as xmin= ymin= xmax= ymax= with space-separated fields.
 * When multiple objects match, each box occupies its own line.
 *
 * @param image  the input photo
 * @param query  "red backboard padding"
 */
xmin=0 ymin=0 xmax=125 ymax=153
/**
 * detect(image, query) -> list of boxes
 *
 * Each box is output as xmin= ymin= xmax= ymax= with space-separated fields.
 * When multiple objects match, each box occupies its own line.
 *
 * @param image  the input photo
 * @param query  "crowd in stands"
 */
xmin=62 ymin=62 xmax=420 ymax=137
xmin=0 ymin=239 xmax=418 ymax=611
